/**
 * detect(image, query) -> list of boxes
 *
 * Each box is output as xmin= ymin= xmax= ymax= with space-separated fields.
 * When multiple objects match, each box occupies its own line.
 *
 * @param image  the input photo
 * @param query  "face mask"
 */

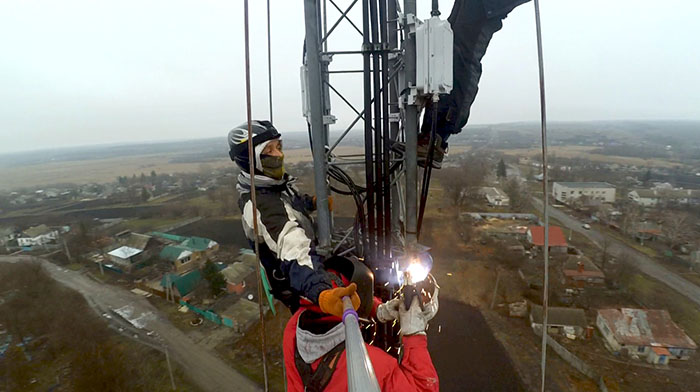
xmin=260 ymin=153 xmax=285 ymax=180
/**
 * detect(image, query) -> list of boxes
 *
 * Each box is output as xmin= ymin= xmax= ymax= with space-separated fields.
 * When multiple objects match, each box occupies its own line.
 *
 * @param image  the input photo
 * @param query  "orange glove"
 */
xmin=312 ymin=196 xmax=334 ymax=212
xmin=318 ymin=282 xmax=361 ymax=318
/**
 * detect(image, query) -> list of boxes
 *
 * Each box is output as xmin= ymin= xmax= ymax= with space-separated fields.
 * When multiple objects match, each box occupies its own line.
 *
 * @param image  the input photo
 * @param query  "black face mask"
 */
xmin=260 ymin=153 xmax=285 ymax=179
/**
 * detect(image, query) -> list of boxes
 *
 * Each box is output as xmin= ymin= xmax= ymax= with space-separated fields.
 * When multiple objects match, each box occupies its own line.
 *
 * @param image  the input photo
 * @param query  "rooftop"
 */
xmin=527 ymin=225 xmax=567 ymax=247
xmin=563 ymin=255 xmax=605 ymax=279
xmin=108 ymin=246 xmax=143 ymax=260
xmin=159 ymin=245 xmax=193 ymax=262
xmin=554 ymin=182 xmax=614 ymax=189
xmin=23 ymin=224 xmax=54 ymax=238
xmin=531 ymin=304 xmax=587 ymax=327
xmin=597 ymin=308 xmax=697 ymax=349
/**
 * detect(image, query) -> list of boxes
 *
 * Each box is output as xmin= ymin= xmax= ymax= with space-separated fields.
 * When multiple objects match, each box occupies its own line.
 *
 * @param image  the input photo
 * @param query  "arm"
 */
xmin=242 ymin=196 xmax=332 ymax=303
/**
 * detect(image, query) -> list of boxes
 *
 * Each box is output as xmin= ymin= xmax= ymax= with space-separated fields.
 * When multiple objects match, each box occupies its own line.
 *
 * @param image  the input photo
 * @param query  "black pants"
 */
xmin=420 ymin=0 xmax=530 ymax=147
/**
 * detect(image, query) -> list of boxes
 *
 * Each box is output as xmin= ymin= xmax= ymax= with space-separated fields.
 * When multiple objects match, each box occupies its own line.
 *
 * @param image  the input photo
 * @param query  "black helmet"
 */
xmin=228 ymin=120 xmax=281 ymax=172
xmin=324 ymin=256 xmax=375 ymax=319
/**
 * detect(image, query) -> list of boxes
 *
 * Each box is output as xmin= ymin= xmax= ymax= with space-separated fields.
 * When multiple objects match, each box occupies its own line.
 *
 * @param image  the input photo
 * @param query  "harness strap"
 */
xmin=294 ymin=342 xmax=346 ymax=392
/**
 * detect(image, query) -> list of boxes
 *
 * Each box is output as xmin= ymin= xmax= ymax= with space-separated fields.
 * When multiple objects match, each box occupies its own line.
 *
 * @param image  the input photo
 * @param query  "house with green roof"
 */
xmin=160 ymin=269 xmax=202 ymax=298
xmin=151 ymin=231 xmax=219 ymax=273
xmin=159 ymin=245 xmax=202 ymax=274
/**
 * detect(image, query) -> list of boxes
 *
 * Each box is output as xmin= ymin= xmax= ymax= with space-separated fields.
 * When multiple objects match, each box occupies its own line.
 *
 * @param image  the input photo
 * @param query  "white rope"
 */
xmin=243 ymin=1 xmax=269 ymax=390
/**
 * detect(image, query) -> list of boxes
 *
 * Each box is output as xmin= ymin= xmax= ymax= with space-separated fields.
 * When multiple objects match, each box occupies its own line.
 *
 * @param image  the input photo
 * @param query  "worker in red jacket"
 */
xmin=283 ymin=256 xmax=440 ymax=392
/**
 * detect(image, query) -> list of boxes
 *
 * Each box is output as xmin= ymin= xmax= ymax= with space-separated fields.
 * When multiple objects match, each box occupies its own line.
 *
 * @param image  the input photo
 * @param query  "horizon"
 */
xmin=2 ymin=118 xmax=699 ymax=157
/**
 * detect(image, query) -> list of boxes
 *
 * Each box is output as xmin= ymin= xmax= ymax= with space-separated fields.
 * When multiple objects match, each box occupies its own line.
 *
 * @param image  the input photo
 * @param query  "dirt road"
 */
xmin=0 ymin=255 xmax=260 ymax=392
xmin=532 ymin=197 xmax=700 ymax=307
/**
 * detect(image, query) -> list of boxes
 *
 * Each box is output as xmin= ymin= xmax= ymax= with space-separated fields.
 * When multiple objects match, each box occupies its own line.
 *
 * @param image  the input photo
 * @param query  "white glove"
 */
xmin=376 ymin=298 xmax=400 ymax=323
xmin=399 ymin=286 xmax=439 ymax=336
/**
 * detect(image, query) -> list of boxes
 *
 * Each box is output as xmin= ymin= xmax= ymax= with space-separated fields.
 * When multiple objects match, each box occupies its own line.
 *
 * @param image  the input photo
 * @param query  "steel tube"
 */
xmin=403 ymin=0 xmax=418 ymax=246
xmin=342 ymin=297 xmax=381 ymax=392
xmin=304 ymin=0 xmax=333 ymax=250
xmin=362 ymin=0 xmax=376 ymax=260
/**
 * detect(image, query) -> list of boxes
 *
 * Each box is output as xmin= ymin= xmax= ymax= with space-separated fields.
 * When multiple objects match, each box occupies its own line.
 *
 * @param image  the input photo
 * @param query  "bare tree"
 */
xmin=662 ymin=211 xmax=690 ymax=248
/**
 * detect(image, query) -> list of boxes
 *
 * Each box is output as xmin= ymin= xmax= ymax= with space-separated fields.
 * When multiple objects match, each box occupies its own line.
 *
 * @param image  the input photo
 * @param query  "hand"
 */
xmin=312 ymin=196 xmax=334 ymax=212
xmin=399 ymin=283 xmax=439 ymax=336
xmin=376 ymin=298 xmax=400 ymax=323
xmin=319 ymin=283 xmax=360 ymax=318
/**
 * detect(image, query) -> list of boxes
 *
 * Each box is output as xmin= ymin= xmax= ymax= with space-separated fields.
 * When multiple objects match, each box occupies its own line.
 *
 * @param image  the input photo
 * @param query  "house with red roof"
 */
xmin=527 ymin=225 xmax=568 ymax=254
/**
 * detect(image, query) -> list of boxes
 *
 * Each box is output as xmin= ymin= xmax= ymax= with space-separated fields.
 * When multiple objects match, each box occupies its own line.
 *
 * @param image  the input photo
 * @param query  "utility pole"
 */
xmin=165 ymin=346 xmax=176 ymax=391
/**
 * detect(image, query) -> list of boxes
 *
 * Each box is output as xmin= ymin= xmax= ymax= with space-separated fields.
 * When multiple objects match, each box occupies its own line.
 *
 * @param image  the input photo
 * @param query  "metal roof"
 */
xmin=597 ymin=308 xmax=697 ymax=349
xmin=527 ymin=225 xmax=567 ymax=247
xmin=108 ymin=246 xmax=143 ymax=260
xmin=531 ymin=304 xmax=587 ymax=328
xmin=553 ymin=182 xmax=614 ymax=189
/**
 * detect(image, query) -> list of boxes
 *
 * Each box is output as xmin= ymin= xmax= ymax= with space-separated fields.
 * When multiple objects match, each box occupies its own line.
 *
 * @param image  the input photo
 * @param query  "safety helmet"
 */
xmin=323 ymin=256 xmax=375 ymax=319
xmin=228 ymin=120 xmax=281 ymax=172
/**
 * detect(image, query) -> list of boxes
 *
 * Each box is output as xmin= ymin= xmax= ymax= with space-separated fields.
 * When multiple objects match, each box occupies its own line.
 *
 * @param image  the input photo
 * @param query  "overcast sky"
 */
xmin=1 ymin=0 xmax=699 ymax=154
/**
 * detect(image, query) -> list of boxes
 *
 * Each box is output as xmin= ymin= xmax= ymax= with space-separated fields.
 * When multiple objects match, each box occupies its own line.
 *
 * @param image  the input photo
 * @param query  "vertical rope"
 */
xmin=266 ymin=0 xmax=274 ymax=123
xmin=243 ymin=1 xmax=269 ymax=390
xmin=533 ymin=0 xmax=550 ymax=391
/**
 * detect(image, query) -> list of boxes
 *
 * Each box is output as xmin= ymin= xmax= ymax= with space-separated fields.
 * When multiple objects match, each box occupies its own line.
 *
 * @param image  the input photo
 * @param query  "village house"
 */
xmin=151 ymin=232 xmax=219 ymax=273
xmin=552 ymin=182 xmax=616 ymax=204
xmin=596 ymin=308 xmax=697 ymax=364
xmin=159 ymin=245 xmax=203 ymax=274
xmin=160 ymin=270 xmax=203 ymax=299
xmin=628 ymin=188 xmax=700 ymax=207
xmin=221 ymin=253 xmax=257 ymax=295
xmin=561 ymin=255 xmax=605 ymax=289
xmin=530 ymin=304 xmax=588 ymax=339
xmin=115 ymin=231 xmax=161 ymax=260
xmin=107 ymin=246 xmax=144 ymax=271
xmin=16 ymin=224 xmax=59 ymax=247
xmin=527 ymin=225 xmax=568 ymax=254
xmin=481 ymin=187 xmax=510 ymax=207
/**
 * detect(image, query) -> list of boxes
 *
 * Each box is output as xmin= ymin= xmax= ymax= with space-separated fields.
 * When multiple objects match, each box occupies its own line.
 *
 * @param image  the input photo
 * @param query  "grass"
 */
xmin=120 ymin=217 xmax=185 ymax=232
xmin=498 ymin=146 xmax=680 ymax=168
xmin=624 ymin=273 xmax=700 ymax=342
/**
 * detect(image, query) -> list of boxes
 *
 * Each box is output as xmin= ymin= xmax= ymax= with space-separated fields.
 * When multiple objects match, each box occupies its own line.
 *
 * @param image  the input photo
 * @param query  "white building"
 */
xmin=107 ymin=246 xmax=144 ymax=268
xmin=17 ymin=224 xmax=59 ymax=247
xmin=628 ymin=188 xmax=700 ymax=207
xmin=481 ymin=187 xmax=510 ymax=207
xmin=552 ymin=182 xmax=616 ymax=204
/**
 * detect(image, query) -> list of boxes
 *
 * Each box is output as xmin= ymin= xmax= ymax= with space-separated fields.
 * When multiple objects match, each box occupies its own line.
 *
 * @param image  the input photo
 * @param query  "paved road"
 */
xmin=532 ymin=198 xmax=700 ymax=307
xmin=0 ymin=255 xmax=260 ymax=392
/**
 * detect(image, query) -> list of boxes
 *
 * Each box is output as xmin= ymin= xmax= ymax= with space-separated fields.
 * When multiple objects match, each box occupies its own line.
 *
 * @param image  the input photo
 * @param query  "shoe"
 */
xmin=417 ymin=134 xmax=445 ymax=169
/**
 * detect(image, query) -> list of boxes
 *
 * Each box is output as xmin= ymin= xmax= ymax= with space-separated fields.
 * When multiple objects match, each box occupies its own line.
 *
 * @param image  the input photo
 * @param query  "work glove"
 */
xmin=376 ymin=298 xmax=400 ymax=323
xmin=319 ymin=283 xmax=361 ymax=318
xmin=399 ymin=285 xmax=439 ymax=336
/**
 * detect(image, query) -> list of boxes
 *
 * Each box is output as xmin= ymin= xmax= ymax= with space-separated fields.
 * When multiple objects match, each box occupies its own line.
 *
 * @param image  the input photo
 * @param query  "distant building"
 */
xmin=552 ymin=182 xmax=616 ymax=204
xmin=151 ymin=231 xmax=219 ymax=273
xmin=221 ymin=256 xmax=257 ymax=295
xmin=527 ymin=225 xmax=568 ymax=254
xmin=107 ymin=246 xmax=144 ymax=270
xmin=596 ymin=308 xmax=697 ymax=363
xmin=17 ymin=224 xmax=59 ymax=247
xmin=628 ymin=188 xmax=700 ymax=207
xmin=481 ymin=187 xmax=510 ymax=207
xmin=561 ymin=255 xmax=605 ymax=288
xmin=115 ymin=231 xmax=161 ymax=260
xmin=159 ymin=245 xmax=203 ymax=274
xmin=161 ymin=269 xmax=203 ymax=299
xmin=530 ymin=304 xmax=587 ymax=339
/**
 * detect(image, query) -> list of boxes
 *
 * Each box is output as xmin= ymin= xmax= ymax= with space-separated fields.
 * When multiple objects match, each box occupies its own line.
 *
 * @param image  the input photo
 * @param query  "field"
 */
xmin=497 ymin=145 xmax=680 ymax=168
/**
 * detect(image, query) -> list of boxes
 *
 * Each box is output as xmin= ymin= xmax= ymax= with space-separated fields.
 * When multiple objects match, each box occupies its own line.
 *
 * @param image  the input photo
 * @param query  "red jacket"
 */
xmin=283 ymin=309 xmax=439 ymax=392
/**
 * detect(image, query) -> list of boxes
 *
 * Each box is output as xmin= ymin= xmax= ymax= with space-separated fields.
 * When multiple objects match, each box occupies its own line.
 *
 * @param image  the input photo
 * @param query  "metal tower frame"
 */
xmin=303 ymin=0 xmax=420 ymax=264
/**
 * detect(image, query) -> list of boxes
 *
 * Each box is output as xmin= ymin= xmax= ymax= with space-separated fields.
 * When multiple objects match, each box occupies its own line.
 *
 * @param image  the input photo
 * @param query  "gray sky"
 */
xmin=1 ymin=0 xmax=699 ymax=154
